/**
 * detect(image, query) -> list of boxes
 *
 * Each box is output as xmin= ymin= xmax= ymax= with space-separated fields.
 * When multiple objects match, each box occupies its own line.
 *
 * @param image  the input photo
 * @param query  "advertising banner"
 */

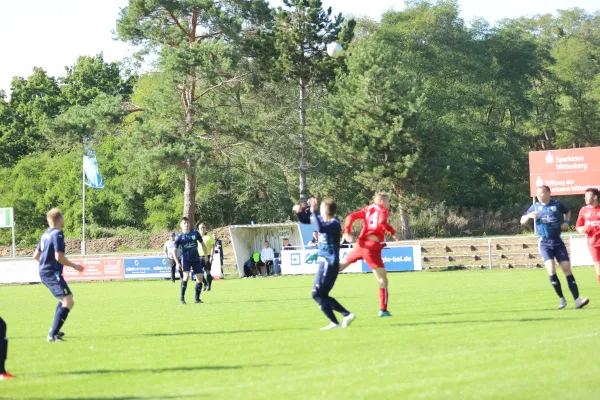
xmin=64 ymin=258 xmax=124 ymax=281
xmin=570 ymin=237 xmax=595 ymax=267
xmin=0 ymin=260 xmax=40 ymax=284
xmin=124 ymin=257 xmax=174 ymax=279
xmin=377 ymin=246 xmax=422 ymax=272
xmin=529 ymin=147 xmax=600 ymax=196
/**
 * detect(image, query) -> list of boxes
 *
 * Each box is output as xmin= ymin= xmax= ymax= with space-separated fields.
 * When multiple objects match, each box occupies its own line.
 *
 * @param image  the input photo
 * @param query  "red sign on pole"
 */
xmin=63 ymin=258 xmax=124 ymax=282
xmin=529 ymin=147 xmax=600 ymax=196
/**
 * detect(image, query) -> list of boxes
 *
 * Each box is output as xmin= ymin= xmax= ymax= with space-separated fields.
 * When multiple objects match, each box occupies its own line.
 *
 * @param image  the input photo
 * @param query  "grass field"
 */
xmin=0 ymin=268 xmax=599 ymax=399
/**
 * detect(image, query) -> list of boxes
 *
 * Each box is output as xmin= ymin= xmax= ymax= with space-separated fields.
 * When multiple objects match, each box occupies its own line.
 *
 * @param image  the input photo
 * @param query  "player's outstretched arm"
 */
xmin=293 ymin=204 xmax=311 ymax=224
xmin=575 ymin=211 xmax=587 ymax=233
xmin=56 ymin=252 xmax=84 ymax=272
xmin=344 ymin=209 xmax=365 ymax=238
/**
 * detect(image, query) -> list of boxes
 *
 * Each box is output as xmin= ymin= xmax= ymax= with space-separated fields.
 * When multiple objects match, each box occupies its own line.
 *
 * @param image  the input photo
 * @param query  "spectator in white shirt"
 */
xmin=257 ymin=241 xmax=275 ymax=275
xmin=164 ymin=232 xmax=182 ymax=282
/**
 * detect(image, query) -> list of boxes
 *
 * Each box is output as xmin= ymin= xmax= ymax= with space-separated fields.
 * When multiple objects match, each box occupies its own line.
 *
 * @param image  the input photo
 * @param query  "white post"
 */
xmin=11 ymin=208 xmax=15 ymax=258
xmin=532 ymin=197 xmax=537 ymax=235
xmin=488 ymin=239 xmax=493 ymax=271
xmin=82 ymin=160 xmax=86 ymax=256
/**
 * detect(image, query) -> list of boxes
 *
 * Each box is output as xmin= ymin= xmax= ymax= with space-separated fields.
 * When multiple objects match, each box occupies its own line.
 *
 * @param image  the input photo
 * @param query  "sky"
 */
xmin=0 ymin=0 xmax=599 ymax=93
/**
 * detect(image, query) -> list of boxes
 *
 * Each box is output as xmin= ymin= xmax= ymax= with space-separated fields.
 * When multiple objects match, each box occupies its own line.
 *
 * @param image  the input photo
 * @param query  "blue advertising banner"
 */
xmin=366 ymin=246 xmax=422 ymax=272
xmin=124 ymin=257 xmax=172 ymax=279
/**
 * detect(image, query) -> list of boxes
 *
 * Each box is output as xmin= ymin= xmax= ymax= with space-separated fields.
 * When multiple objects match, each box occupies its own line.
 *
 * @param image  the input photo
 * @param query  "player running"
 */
xmin=174 ymin=217 xmax=208 ymax=305
xmin=294 ymin=198 xmax=356 ymax=330
xmin=521 ymin=186 xmax=589 ymax=309
xmin=339 ymin=193 xmax=401 ymax=317
xmin=32 ymin=208 xmax=85 ymax=342
xmin=575 ymin=188 xmax=600 ymax=285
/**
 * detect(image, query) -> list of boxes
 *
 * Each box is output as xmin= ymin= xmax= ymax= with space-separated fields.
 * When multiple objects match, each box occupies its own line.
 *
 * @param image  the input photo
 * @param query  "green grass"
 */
xmin=0 ymin=268 xmax=599 ymax=400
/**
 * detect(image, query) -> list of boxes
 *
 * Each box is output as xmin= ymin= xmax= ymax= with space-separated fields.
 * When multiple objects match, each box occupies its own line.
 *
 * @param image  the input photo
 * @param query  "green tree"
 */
xmin=116 ymin=0 xmax=271 ymax=227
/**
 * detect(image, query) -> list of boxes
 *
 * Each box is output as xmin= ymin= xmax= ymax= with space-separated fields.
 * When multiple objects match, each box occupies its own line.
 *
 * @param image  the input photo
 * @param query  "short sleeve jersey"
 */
xmin=37 ymin=228 xmax=66 ymax=276
xmin=345 ymin=204 xmax=396 ymax=243
xmin=311 ymin=212 xmax=341 ymax=265
xmin=576 ymin=205 xmax=600 ymax=248
xmin=173 ymin=230 xmax=203 ymax=263
xmin=525 ymin=200 xmax=569 ymax=241
xmin=200 ymin=234 xmax=215 ymax=256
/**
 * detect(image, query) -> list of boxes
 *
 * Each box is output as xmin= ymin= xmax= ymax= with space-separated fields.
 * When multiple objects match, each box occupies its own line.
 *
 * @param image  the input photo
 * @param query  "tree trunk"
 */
xmin=183 ymin=157 xmax=197 ymax=228
xmin=299 ymin=78 xmax=308 ymax=201
xmin=392 ymin=183 xmax=412 ymax=240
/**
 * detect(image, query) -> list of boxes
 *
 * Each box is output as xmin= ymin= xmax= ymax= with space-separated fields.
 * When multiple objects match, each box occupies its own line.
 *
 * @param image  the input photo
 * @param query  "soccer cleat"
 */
xmin=0 ymin=372 xmax=15 ymax=380
xmin=378 ymin=310 xmax=393 ymax=317
xmin=49 ymin=328 xmax=65 ymax=338
xmin=206 ymin=286 xmax=211 ymax=291
xmin=194 ymin=299 xmax=203 ymax=304
xmin=47 ymin=334 xmax=65 ymax=342
xmin=558 ymin=298 xmax=567 ymax=309
xmin=180 ymin=300 xmax=187 ymax=305
xmin=320 ymin=323 xmax=341 ymax=330
xmin=342 ymin=313 xmax=356 ymax=328
xmin=575 ymin=297 xmax=589 ymax=309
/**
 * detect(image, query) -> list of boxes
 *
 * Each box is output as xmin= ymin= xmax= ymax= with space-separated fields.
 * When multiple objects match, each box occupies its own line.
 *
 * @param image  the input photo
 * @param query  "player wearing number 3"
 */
xmin=339 ymin=193 xmax=401 ymax=317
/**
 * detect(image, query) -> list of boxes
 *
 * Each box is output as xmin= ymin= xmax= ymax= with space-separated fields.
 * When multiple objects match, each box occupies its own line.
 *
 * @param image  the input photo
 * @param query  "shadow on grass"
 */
xmin=140 ymin=327 xmax=310 ymax=337
xmin=426 ymin=307 xmax=588 ymax=317
xmin=391 ymin=317 xmax=575 ymax=327
xmin=0 ymin=396 xmax=200 ymax=400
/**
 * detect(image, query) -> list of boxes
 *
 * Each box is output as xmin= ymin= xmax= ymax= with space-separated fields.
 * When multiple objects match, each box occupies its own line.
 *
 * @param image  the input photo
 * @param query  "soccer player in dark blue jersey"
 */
xmin=295 ymin=198 xmax=356 ymax=330
xmin=0 ymin=316 xmax=14 ymax=379
xmin=521 ymin=186 xmax=589 ymax=309
xmin=173 ymin=217 xmax=208 ymax=305
xmin=32 ymin=208 xmax=84 ymax=342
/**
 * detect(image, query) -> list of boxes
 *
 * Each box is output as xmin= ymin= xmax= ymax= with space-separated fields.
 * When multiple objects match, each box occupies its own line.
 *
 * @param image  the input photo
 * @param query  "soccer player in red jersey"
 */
xmin=339 ymin=193 xmax=401 ymax=317
xmin=575 ymin=188 xmax=600 ymax=284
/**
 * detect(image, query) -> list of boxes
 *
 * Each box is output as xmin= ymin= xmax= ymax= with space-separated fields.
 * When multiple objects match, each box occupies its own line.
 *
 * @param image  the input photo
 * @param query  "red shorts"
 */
xmin=344 ymin=239 xmax=385 ymax=269
xmin=590 ymin=246 xmax=600 ymax=262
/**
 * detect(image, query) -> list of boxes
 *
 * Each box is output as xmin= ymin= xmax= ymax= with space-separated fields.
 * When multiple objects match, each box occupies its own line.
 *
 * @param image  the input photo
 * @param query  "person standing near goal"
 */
xmin=33 ymin=208 xmax=85 ymax=342
xmin=174 ymin=217 xmax=208 ymax=305
xmin=575 ymin=188 xmax=600 ymax=285
xmin=294 ymin=198 xmax=355 ymax=330
xmin=198 ymin=223 xmax=215 ymax=291
xmin=521 ymin=185 xmax=589 ymax=309
xmin=339 ymin=193 xmax=401 ymax=317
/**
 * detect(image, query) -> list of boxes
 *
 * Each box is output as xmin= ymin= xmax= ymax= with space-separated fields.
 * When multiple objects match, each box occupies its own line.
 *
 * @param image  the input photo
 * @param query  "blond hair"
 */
xmin=374 ymin=193 xmax=390 ymax=204
xmin=47 ymin=208 xmax=63 ymax=225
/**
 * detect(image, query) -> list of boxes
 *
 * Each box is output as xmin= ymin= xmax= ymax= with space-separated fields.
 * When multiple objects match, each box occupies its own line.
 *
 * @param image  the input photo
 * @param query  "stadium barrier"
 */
xmin=0 ymin=255 xmax=224 ymax=284
xmin=279 ymin=245 xmax=422 ymax=275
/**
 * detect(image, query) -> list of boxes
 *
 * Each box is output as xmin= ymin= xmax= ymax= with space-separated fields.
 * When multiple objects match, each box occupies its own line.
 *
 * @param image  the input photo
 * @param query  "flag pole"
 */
xmin=82 ymin=157 xmax=86 ymax=255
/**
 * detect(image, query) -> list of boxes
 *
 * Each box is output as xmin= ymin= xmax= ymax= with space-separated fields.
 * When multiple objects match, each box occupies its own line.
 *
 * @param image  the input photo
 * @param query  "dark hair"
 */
xmin=181 ymin=217 xmax=189 ymax=222
xmin=586 ymin=188 xmax=600 ymax=199
xmin=321 ymin=198 xmax=337 ymax=216
xmin=264 ymin=240 xmax=269 ymax=244
xmin=537 ymin=185 xmax=551 ymax=194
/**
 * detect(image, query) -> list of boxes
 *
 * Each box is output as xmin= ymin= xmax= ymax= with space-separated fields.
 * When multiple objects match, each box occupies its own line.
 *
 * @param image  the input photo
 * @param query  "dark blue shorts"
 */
xmin=538 ymin=240 xmax=570 ymax=262
xmin=182 ymin=259 xmax=205 ymax=274
xmin=41 ymin=273 xmax=72 ymax=299
xmin=312 ymin=258 xmax=339 ymax=294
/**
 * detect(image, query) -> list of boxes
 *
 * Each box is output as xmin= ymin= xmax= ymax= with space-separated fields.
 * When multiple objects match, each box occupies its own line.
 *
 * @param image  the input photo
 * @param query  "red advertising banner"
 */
xmin=529 ymin=147 xmax=600 ymax=196
xmin=63 ymin=258 xmax=124 ymax=282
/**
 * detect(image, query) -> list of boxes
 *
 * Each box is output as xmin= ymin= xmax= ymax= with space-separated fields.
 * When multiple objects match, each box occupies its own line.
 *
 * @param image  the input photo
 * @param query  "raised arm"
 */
xmin=344 ymin=208 xmax=366 ymax=234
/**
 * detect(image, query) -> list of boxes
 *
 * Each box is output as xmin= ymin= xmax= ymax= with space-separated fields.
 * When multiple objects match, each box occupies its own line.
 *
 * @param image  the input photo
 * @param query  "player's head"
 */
xmin=312 ymin=230 xmax=318 ymax=239
xmin=264 ymin=240 xmax=270 ymax=248
xmin=198 ymin=222 xmax=207 ymax=234
xmin=169 ymin=232 xmax=176 ymax=240
xmin=584 ymin=188 xmax=600 ymax=206
xmin=320 ymin=198 xmax=337 ymax=218
xmin=301 ymin=200 xmax=307 ymax=207
xmin=46 ymin=208 xmax=64 ymax=229
xmin=536 ymin=185 xmax=551 ymax=203
xmin=180 ymin=217 xmax=190 ymax=233
xmin=374 ymin=193 xmax=391 ymax=209
xmin=283 ymin=238 xmax=290 ymax=246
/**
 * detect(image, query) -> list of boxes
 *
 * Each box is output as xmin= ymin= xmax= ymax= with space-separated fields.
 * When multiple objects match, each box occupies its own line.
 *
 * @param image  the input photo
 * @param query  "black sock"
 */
xmin=178 ymin=269 xmax=183 ymax=279
xmin=0 ymin=317 xmax=7 ymax=374
xmin=181 ymin=280 xmax=188 ymax=301
xmin=566 ymin=275 xmax=579 ymax=300
xmin=312 ymin=292 xmax=338 ymax=324
xmin=202 ymin=275 xmax=208 ymax=286
xmin=207 ymin=274 xmax=213 ymax=287
xmin=51 ymin=307 xmax=70 ymax=337
xmin=329 ymin=297 xmax=350 ymax=317
xmin=171 ymin=266 xmax=176 ymax=281
xmin=195 ymin=282 xmax=202 ymax=301
xmin=550 ymin=274 xmax=564 ymax=298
